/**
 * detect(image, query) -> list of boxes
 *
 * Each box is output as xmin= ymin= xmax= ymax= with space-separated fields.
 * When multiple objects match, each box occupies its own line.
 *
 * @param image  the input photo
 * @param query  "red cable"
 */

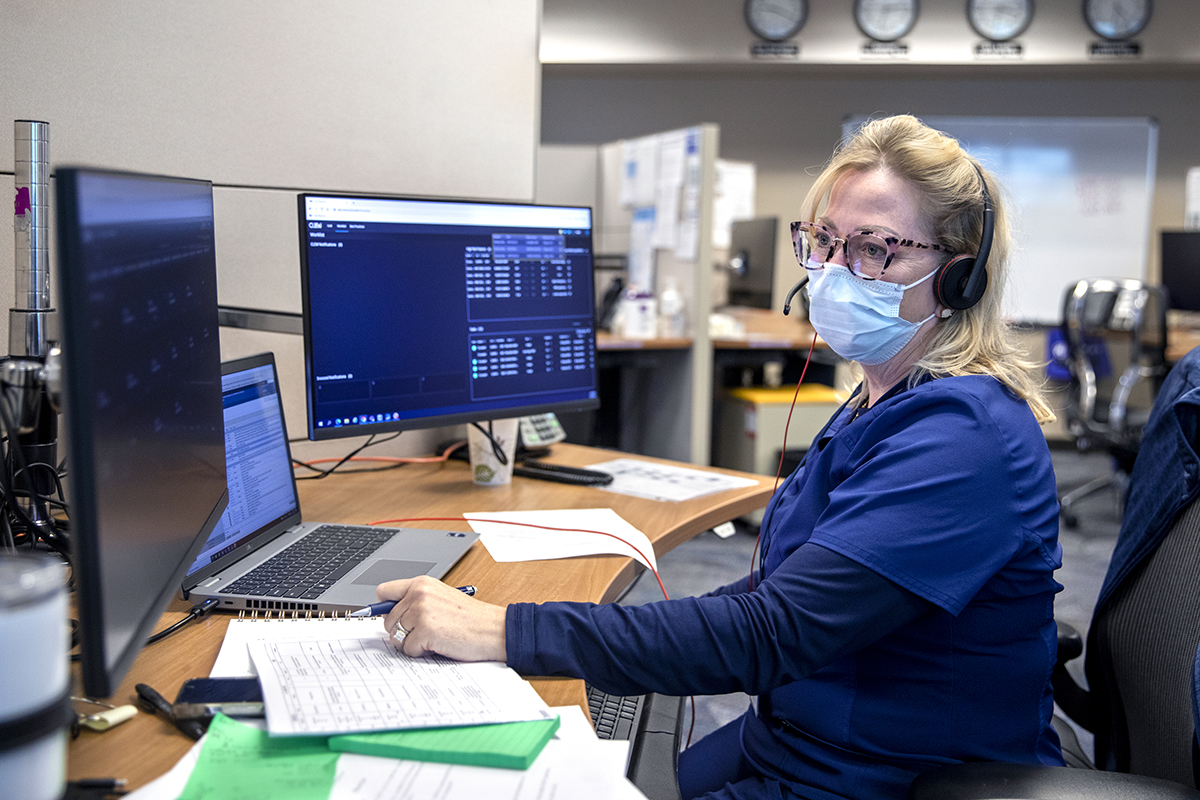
xmin=749 ymin=331 xmax=820 ymax=591
xmin=369 ymin=515 xmax=670 ymax=601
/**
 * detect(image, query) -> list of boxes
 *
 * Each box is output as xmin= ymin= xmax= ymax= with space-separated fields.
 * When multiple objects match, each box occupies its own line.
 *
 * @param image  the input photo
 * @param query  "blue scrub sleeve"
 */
xmin=700 ymin=573 xmax=757 ymax=597
xmin=505 ymin=543 xmax=932 ymax=698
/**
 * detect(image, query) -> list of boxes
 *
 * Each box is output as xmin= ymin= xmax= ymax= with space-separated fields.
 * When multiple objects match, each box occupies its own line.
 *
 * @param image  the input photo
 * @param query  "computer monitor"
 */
xmin=726 ymin=217 xmax=778 ymax=310
xmin=1160 ymin=231 xmax=1200 ymax=312
xmin=56 ymin=167 xmax=228 ymax=697
xmin=298 ymin=194 xmax=599 ymax=440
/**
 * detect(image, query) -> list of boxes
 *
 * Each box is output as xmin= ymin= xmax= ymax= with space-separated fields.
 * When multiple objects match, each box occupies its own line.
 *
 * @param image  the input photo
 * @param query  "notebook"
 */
xmin=183 ymin=352 xmax=478 ymax=613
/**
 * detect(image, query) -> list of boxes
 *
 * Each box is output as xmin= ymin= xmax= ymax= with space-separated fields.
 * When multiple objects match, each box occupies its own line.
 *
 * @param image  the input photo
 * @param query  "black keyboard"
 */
xmin=514 ymin=460 xmax=615 ymax=487
xmin=220 ymin=524 xmax=395 ymax=600
xmin=586 ymin=684 xmax=645 ymax=741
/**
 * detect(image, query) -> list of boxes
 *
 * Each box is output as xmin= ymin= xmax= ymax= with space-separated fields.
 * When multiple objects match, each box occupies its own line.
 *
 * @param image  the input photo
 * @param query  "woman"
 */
xmin=377 ymin=115 xmax=1065 ymax=800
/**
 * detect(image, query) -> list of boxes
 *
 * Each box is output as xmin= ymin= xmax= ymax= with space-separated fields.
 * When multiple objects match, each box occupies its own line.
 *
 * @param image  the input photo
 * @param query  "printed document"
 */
xmin=248 ymin=637 xmax=553 ymax=736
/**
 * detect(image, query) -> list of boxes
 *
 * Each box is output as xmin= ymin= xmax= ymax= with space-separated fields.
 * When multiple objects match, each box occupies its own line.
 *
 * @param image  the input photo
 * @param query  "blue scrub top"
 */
xmin=507 ymin=374 xmax=1065 ymax=799
xmin=746 ymin=375 xmax=1064 ymax=797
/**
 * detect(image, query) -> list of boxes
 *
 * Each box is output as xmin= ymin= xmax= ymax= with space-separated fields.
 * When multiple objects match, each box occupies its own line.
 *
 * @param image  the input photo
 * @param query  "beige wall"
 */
xmin=2 ymin=1 xmax=542 ymax=459
xmin=542 ymin=0 xmax=1200 ymax=65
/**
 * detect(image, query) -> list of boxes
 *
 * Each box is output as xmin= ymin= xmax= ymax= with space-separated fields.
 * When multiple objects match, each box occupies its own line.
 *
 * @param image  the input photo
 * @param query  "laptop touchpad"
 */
xmin=353 ymin=560 xmax=437 ymax=585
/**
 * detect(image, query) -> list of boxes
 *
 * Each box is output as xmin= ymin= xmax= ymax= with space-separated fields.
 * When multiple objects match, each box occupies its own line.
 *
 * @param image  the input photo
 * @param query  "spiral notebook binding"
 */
xmin=235 ymin=608 xmax=369 ymax=621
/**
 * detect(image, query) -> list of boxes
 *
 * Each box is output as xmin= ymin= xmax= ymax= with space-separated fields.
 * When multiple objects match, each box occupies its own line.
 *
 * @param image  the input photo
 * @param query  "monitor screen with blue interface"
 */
xmin=298 ymin=194 xmax=599 ymax=440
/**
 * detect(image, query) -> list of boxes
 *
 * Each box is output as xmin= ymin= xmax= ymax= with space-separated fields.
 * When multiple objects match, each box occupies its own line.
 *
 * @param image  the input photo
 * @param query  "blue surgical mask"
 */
xmin=806 ymin=264 xmax=937 ymax=365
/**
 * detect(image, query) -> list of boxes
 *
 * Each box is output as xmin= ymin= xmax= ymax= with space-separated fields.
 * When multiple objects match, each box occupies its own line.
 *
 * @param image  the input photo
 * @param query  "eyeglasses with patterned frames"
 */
xmin=790 ymin=221 xmax=956 ymax=281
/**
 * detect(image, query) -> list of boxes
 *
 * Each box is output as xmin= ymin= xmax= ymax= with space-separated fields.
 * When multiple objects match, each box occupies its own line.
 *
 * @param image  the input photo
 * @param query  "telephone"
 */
xmin=518 ymin=413 xmax=567 ymax=449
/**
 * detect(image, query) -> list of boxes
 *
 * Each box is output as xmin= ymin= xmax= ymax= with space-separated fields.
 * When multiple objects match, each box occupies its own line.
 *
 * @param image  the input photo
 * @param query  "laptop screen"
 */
xmin=185 ymin=357 xmax=299 ymax=581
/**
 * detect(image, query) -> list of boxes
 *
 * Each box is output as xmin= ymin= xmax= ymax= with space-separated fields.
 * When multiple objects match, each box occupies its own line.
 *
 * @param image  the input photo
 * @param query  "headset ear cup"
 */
xmin=934 ymin=254 xmax=988 ymax=310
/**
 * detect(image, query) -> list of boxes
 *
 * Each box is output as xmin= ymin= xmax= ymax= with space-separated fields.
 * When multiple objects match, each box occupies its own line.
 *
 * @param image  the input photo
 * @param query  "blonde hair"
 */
xmin=804 ymin=115 xmax=1055 ymax=424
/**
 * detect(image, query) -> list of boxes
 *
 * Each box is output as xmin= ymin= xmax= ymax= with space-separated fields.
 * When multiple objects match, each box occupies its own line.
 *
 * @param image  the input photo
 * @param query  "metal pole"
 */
xmin=12 ymin=120 xmax=51 ymax=359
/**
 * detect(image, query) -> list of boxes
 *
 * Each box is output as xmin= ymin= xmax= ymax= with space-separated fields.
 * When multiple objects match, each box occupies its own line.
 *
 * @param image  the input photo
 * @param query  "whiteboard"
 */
xmin=844 ymin=117 xmax=1158 ymax=324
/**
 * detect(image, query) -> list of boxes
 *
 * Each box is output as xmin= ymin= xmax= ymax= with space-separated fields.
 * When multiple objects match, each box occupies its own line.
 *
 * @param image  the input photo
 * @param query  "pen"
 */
xmin=135 ymin=683 xmax=205 ymax=741
xmin=69 ymin=778 xmax=127 ymax=791
xmin=348 ymin=585 xmax=477 ymax=617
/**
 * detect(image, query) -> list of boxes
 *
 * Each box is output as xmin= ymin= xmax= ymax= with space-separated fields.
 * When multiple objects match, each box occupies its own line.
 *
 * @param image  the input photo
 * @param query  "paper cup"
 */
xmin=467 ymin=418 xmax=519 ymax=486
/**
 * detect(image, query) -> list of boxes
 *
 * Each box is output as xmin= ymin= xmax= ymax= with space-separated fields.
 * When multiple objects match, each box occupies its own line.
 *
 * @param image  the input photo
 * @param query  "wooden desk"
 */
xmin=711 ymin=307 xmax=826 ymax=351
xmin=596 ymin=331 xmax=692 ymax=351
xmin=1168 ymin=327 xmax=1200 ymax=363
xmin=67 ymin=444 xmax=773 ymax=790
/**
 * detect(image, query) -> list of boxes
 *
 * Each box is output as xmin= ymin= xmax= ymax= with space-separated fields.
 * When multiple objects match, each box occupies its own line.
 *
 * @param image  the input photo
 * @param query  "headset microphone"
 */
xmin=782 ymin=276 xmax=809 ymax=316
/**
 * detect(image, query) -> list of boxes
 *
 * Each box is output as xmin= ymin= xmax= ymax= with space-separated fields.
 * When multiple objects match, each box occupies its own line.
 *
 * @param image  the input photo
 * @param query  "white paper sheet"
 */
xmin=211 ymin=617 xmax=390 ymax=678
xmin=464 ymin=508 xmax=658 ymax=573
xmin=248 ymin=636 xmax=553 ymax=736
xmin=628 ymin=206 xmax=656 ymax=291
xmin=587 ymin=458 xmax=760 ymax=503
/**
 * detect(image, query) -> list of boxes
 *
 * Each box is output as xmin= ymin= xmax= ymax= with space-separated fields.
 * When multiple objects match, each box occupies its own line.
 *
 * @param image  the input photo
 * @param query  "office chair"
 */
xmin=909 ymin=347 xmax=1200 ymax=800
xmin=1057 ymin=278 xmax=1167 ymax=528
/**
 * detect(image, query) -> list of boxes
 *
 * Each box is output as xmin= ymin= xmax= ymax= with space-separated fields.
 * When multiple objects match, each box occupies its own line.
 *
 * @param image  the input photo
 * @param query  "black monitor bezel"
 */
xmin=1160 ymin=230 xmax=1200 ymax=313
xmin=297 ymin=192 xmax=601 ymax=441
xmin=57 ymin=166 xmax=229 ymax=698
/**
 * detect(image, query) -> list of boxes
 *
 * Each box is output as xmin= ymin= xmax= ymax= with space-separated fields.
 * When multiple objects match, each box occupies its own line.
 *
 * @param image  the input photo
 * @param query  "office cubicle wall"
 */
xmin=588 ymin=126 xmax=719 ymax=464
xmin=1 ymin=1 xmax=541 ymax=458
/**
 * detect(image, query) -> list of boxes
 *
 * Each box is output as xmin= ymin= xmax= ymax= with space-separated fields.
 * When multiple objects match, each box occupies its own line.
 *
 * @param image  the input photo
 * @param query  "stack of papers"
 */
xmin=126 ymin=705 xmax=645 ymax=800
xmin=137 ymin=617 xmax=649 ymax=799
xmin=247 ymin=636 xmax=554 ymax=736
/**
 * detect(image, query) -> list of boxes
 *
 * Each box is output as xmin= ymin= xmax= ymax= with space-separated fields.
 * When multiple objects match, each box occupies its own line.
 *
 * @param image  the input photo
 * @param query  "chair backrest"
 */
xmin=1089 ymin=494 xmax=1200 ymax=785
xmin=1060 ymin=278 xmax=1167 ymax=456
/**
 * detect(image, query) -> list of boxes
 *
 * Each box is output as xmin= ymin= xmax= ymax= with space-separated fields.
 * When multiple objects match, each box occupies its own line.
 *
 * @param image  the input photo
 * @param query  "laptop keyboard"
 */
xmin=220 ymin=524 xmax=395 ymax=600
xmin=586 ymin=683 xmax=644 ymax=741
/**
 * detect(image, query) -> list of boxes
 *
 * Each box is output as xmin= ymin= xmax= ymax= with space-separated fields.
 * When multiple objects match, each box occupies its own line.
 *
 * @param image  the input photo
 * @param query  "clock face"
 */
xmin=855 ymin=0 xmax=920 ymax=43
xmin=744 ymin=0 xmax=808 ymax=42
xmin=1083 ymin=0 xmax=1152 ymax=40
xmin=968 ymin=0 xmax=1034 ymax=41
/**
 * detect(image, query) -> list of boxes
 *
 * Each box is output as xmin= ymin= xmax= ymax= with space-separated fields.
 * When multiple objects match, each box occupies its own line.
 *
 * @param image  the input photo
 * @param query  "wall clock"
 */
xmin=1083 ymin=0 xmax=1151 ymax=40
xmin=854 ymin=0 xmax=919 ymax=42
xmin=744 ymin=0 xmax=808 ymax=42
xmin=968 ymin=0 xmax=1034 ymax=42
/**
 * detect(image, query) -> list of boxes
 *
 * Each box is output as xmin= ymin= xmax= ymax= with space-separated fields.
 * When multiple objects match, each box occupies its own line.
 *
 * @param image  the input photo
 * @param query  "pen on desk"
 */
xmin=348 ymin=585 xmax=477 ymax=617
xmin=134 ymin=683 xmax=205 ymax=741
xmin=69 ymin=778 xmax=127 ymax=791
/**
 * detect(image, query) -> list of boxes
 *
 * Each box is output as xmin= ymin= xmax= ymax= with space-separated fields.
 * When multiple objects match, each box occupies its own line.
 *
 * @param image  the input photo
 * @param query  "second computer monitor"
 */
xmin=727 ymin=217 xmax=778 ymax=310
xmin=298 ymin=195 xmax=599 ymax=440
xmin=57 ymin=167 xmax=228 ymax=697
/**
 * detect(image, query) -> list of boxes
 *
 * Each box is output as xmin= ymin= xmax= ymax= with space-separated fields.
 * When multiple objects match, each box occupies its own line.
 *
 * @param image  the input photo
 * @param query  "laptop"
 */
xmin=183 ymin=352 xmax=478 ymax=613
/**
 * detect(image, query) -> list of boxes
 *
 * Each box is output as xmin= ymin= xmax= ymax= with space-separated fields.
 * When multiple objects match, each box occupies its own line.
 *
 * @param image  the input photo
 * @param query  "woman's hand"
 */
xmin=375 ymin=575 xmax=507 ymax=662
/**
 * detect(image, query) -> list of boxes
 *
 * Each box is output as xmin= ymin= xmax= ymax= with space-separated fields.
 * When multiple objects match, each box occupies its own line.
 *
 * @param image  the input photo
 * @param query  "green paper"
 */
xmin=328 ymin=716 xmax=561 ymax=770
xmin=179 ymin=714 xmax=338 ymax=800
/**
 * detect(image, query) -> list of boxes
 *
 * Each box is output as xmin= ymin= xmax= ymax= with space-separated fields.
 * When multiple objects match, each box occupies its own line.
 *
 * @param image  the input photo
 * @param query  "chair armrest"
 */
xmin=908 ymin=762 xmax=1200 ymax=800
xmin=1057 ymin=621 xmax=1083 ymax=663
xmin=1052 ymin=621 xmax=1098 ymax=732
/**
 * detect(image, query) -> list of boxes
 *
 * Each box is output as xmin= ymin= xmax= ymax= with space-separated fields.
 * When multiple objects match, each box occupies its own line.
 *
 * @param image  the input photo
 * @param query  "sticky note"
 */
xmin=328 ymin=716 xmax=561 ymax=770
xmin=179 ymin=714 xmax=337 ymax=800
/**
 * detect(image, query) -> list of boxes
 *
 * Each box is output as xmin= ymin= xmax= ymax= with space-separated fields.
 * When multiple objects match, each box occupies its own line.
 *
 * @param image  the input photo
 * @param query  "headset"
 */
xmin=931 ymin=163 xmax=993 ymax=313
xmin=783 ymin=161 xmax=994 ymax=317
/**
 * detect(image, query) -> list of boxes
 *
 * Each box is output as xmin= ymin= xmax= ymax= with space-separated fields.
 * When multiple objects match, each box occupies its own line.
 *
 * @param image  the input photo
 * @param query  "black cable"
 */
xmin=0 ymin=509 xmax=13 ymax=550
xmin=470 ymin=421 xmax=509 ymax=466
xmin=0 ymin=393 xmax=55 ymax=548
xmin=69 ymin=598 xmax=221 ymax=662
xmin=293 ymin=432 xmax=403 ymax=480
